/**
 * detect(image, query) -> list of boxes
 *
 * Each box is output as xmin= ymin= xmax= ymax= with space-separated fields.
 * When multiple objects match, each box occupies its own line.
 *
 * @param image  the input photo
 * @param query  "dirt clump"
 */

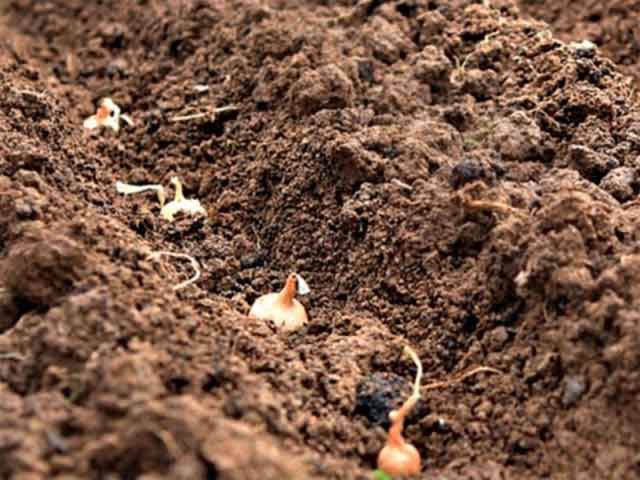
xmin=2 ymin=229 xmax=86 ymax=310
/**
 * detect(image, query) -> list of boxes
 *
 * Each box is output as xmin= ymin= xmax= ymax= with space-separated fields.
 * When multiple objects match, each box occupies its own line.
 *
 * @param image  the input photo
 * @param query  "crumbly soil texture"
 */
xmin=520 ymin=0 xmax=640 ymax=86
xmin=0 ymin=1 xmax=639 ymax=479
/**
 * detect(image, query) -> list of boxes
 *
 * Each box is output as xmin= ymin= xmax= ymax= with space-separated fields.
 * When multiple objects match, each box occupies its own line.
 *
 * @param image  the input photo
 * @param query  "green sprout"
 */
xmin=373 ymin=469 xmax=393 ymax=480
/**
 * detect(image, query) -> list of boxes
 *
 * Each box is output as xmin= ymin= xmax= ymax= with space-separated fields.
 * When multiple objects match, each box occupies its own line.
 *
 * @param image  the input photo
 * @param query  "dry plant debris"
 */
xmin=169 ymin=105 xmax=239 ymax=122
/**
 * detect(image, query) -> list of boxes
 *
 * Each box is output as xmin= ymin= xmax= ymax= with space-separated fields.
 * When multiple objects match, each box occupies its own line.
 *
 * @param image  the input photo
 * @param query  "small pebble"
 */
xmin=562 ymin=376 xmax=585 ymax=407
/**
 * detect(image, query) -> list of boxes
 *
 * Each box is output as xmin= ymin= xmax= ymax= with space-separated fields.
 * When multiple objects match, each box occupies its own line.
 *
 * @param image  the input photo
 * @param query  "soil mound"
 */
xmin=0 ymin=1 xmax=639 ymax=478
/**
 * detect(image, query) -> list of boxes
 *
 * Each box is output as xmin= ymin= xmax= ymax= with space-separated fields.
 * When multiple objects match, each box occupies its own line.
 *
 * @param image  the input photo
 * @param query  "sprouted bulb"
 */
xmin=84 ymin=98 xmax=133 ymax=132
xmin=249 ymin=273 xmax=310 ymax=331
xmin=160 ymin=176 xmax=207 ymax=222
xmin=115 ymin=177 xmax=205 ymax=222
xmin=377 ymin=346 xmax=423 ymax=477
xmin=376 ymin=347 xmax=502 ymax=478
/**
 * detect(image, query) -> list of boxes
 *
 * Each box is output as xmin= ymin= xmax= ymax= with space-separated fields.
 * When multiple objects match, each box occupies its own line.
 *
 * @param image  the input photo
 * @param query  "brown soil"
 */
xmin=520 ymin=0 xmax=640 ymax=86
xmin=0 ymin=1 xmax=639 ymax=479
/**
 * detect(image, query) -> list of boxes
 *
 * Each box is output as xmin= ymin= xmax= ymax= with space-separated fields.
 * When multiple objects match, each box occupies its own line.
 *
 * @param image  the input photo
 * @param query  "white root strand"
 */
xmin=147 ymin=251 xmax=201 ymax=290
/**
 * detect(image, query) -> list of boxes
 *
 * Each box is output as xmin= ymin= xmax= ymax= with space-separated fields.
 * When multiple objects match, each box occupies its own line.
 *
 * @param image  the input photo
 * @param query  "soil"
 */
xmin=520 ymin=0 xmax=640 ymax=86
xmin=0 ymin=0 xmax=639 ymax=479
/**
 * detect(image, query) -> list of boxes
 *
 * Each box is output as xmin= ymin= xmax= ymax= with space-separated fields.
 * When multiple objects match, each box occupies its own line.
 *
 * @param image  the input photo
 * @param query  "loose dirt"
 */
xmin=520 ymin=0 xmax=640 ymax=87
xmin=0 ymin=0 xmax=639 ymax=479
